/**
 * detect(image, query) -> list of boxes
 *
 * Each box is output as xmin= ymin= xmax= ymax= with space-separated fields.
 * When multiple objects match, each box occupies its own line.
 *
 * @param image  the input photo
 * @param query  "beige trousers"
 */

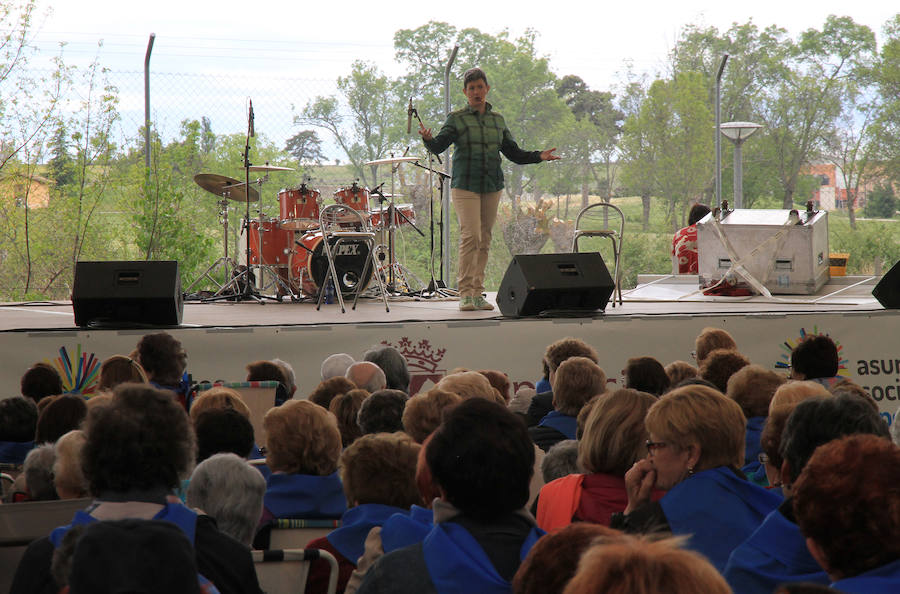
xmin=452 ymin=188 xmax=502 ymax=298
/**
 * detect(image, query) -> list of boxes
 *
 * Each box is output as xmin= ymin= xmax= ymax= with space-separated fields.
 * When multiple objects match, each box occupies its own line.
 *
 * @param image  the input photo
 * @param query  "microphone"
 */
xmin=407 ymin=98 xmax=413 ymax=134
xmin=249 ymin=99 xmax=255 ymax=137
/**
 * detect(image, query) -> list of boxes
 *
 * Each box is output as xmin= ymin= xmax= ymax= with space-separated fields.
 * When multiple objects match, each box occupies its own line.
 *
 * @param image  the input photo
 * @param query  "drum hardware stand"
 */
xmin=246 ymin=173 xmax=299 ymax=301
xmin=371 ymin=176 xmax=426 ymax=296
xmin=409 ymin=158 xmax=456 ymax=298
xmin=186 ymin=191 xmax=238 ymax=294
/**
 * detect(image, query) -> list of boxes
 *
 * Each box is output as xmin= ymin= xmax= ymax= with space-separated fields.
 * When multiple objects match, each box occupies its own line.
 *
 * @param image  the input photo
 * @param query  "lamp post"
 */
xmin=720 ymin=121 xmax=762 ymax=209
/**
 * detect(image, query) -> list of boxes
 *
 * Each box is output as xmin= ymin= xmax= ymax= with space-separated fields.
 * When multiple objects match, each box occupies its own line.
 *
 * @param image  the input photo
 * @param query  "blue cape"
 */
xmin=326 ymin=503 xmax=407 ymax=564
xmin=831 ymin=558 xmax=900 ymax=594
xmin=660 ymin=466 xmax=781 ymax=572
xmin=723 ymin=506 xmax=828 ymax=594
xmin=535 ymin=379 xmax=551 ymax=394
xmin=741 ymin=416 xmax=766 ymax=481
xmin=0 ymin=440 xmax=34 ymax=464
xmin=49 ymin=501 xmax=198 ymax=548
xmin=381 ymin=505 xmax=434 ymax=553
xmin=263 ymin=472 xmax=347 ymax=519
xmin=537 ymin=411 xmax=577 ymax=440
xmin=422 ymin=522 xmax=543 ymax=594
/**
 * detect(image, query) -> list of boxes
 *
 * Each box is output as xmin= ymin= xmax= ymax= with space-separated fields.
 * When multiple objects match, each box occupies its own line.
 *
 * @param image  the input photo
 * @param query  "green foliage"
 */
xmin=864 ymin=183 xmax=897 ymax=218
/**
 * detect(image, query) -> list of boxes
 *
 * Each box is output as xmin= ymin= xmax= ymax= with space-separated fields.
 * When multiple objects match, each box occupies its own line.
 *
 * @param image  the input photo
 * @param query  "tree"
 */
xmin=284 ymin=129 xmax=326 ymax=177
xmin=863 ymin=183 xmax=897 ymax=218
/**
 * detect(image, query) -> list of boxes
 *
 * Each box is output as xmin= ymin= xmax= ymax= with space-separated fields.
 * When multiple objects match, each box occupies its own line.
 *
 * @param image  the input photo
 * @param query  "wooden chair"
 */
xmin=572 ymin=201 xmax=625 ymax=306
xmin=252 ymin=548 xmax=338 ymax=594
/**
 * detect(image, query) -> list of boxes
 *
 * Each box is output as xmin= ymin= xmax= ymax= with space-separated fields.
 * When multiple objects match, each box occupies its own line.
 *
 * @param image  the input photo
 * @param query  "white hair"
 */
xmin=321 ymin=353 xmax=356 ymax=381
xmin=186 ymin=453 xmax=266 ymax=546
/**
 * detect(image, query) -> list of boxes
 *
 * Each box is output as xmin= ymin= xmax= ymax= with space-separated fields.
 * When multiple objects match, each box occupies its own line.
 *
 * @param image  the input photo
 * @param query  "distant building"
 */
xmin=805 ymin=162 xmax=884 ymax=211
xmin=0 ymin=172 xmax=54 ymax=208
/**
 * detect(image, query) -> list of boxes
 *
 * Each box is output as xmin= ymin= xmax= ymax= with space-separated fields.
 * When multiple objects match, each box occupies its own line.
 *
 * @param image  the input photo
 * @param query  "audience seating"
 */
xmin=254 ymin=518 xmax=343 ymax=551
xmin=251 ymin=548 xmax=339 ymax=594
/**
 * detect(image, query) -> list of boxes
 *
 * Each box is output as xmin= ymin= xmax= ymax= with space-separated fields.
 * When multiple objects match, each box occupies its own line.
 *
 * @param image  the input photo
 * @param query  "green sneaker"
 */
xmin=459 ymin=296 xmax=476 ymax=311
xmin=473 ymin=295 xmax=495 ymax=311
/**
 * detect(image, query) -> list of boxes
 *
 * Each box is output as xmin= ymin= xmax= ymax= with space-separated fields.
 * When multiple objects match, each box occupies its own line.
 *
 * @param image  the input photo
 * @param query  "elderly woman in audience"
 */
xmin=756 ymin=405 xmax=795 ymax=494
xmin=789 ymin=334 xmax=841 ymax=387
xmin=769 ymin=380 xmax=830 ymax=412
xmin=18 ymin=443 xmax=58 ymax=501
xmin=186 ymin=452 xmax=266 ymax=547
xmin=10 ymin=383 xmax=261 ymax=594
xmin=53 ymin=429 xmax=89 ymax=500
xmin=694 ymin=326 xmax=738 ymax=366
xmin=664 ymin=360 xmax=698 ymax=390
xmin=623 ymin=356 xmax=670 ymax=396
xmin=700 ymin=348 xmax=750 ymax=393
xmin=34 ymin=393 xmax=87 ymax=445
xmin=537 ymin=389 xmax=661 ymax=531
xmin=357 ymin=389 xmax=408 ymax=435
xmin=330 ymin=389 xmax=370 ymax=447
xmin=259 ymin=399 xmax=346 ymax=524
xmin=346 ymin=361 xmax=388 ymax=394
xmin=436 ymin=370 xmax=504 ymax=403
xmin=0 ymin=395 xmax=38 ymax=465
xmin=136 ymin=332 xmax=190 ymax=406
xmin=723 ymin=394 xmax=889 ymax=594
xmin=540 ymin=439 xmax=580 ymax=484
xmin=305 ymin=432 xmax=422 ymax=594
xmin=246 ymin=359 xmax=292 ymax=404
xmin=529 ymin=356 xmax=606 ymax=452
xmin=357 ymin=398 xmax=541 ymax=593
xmin=364 ymin=345 xmax=411 ymax=394
xmin=401 ymin=388 xmax=462 ymax=444
xmin=563 ymin=535 xmax=732 ymax=594
xmin=526 ymin=337 xmax=600 ymax=426
xmin=479 ymin=369 xmax=512 ymax=402
xmin=20 ymin=362 xmax=63 ymax=404
xmin=310 ymin=375 xmax=356 ymax=409
xmin=194 ymin=408 xmax=255 ymax=462
xmin=794 ymin=434 xmax=900 ymax=591
xmin=97 ymin=355 xmax=148 ymax=392
xmin=189 ymin=386 xmax=250 ymax=422
xmin=322 ymin=352 xmax=356 ymax=380
xmin=612 ymin=384 xmax=781 ymax=572
xmin=726 ymin=364 xmax=786 ymax=480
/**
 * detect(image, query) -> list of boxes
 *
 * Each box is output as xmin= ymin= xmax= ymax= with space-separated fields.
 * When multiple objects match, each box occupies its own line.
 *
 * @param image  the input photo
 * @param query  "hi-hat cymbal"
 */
xmin=364 ymin=156 xmax=420 ymax=166
xmin=193 ymin=173 xmax=260 ymax=202
xmin=248 ymin=164 xmax=295 ymax=172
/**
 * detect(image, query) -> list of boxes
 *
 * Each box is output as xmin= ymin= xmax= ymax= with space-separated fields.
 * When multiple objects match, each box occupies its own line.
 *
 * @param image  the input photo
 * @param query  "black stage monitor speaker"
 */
xmin=72 ymin=261 xmax=183 ymax=327
xmin=496 ymin=252 xmax=615 ymax=317
xmin=873 ymin=260 xmax=900 ymax=309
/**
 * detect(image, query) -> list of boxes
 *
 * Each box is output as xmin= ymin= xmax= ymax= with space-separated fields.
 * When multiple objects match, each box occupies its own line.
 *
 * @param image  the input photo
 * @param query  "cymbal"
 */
xmin=193 ymin=173 xmax=260 ymax=202
xmin=364 ymin=156 xmax=420 ymax=166
xmin=248 ymin=164 xmax=294 ymax=172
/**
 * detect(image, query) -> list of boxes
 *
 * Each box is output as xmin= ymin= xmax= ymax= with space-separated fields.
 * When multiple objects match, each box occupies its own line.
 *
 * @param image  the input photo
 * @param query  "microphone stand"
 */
xmin=409 ymin=159 xmax=452 ymax=297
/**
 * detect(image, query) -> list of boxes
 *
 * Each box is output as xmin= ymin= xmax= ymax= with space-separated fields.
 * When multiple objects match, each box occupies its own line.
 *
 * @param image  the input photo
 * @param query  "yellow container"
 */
xmin=829 ymin=252 xmax=849 ymax=277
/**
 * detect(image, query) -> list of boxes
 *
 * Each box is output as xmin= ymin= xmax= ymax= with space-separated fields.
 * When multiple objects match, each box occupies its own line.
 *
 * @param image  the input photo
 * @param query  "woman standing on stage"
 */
xmin=419 ymin=67 xmax=559 ymax=311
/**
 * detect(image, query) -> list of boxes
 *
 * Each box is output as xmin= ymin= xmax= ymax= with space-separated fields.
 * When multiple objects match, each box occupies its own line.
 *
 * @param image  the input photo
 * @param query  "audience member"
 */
xmin=574 ymin=394 xmax=601 ymax=440
xmin=186 ymin=453 xmax=266 ymax=547
xmin=538 ymin=389 xmax=660 ymax=531
xmin=194 ymin=407 xmax=255 ymax=462
xmin=436 ymin=370 xmax=504 ymax=403
xmin=563 ymin=535 xmax=731 ymax=594
xmin=623 ymin=356 xmax=670 ymax=395
xmin=722 ymin=394 xmax=889 ymax=594
xmin=401 ymin=388 xmax=462 ymax=443
xmin=357 ymin=390 xmax=408 ymax=435
xmin=189 ymin=386 xmax=251 ymax=422
xmin=794 ymin=434 xmax=900 ymax=591
xmin=756 ymin=405 xmax=795 ymax=494
xmin=52 ymin=430 xmax=89 ymax=499
xmin=20 ymin=362 xmax=63 ymax=404
xmin=322 ymin=353 xmax=356 ymax=380
xmin=34 ymin=394 xmax=87 ymax=445
xmin=136 ymin=332 xmax=189 ymax=406
xmin=535 ymin=359 xmax=551 ymax=394
xmin=21 ymin=443 xmax=58 ymax=501
xmin=526 ymin=337 xmax=599 ymax=426
xmin=364 ymin=346 xmax=411 ymax=394
xmin=613 ymin=384 xmax=780 ymax=572
xmin=664 ymin=360 xmax=698 ymax=389
xmin=309 ymin=376 xmax=356 ymax=409
xmin=789 ymin=334 xmax=841 ymax=387
xmin=346 ymin=361 xmax=388 ymax=394
xmin=540 ymin=439 xmax=580 ymax=484
xmin=726 ymin=364 xmax=786 ymax=477
xmin=768 ymin=380 xmax=830 ymax=412
xmin=0 ymin=395 xmax=38 ymax=464
xmin=246 ymin=359 xmax=292 ymax=403
xmin=97 ymin=355 xmax=148 ymax=392
xmin=672 ymin=202 xmax=711 ymax=274
xmin=10 ymin=383 xmax=261 ymax=594
xmin=330 ymin=389 xmax=370 ymax=447
xmin=479 ymin=369 xmax=512 ymax=402
xmin=700 ymin=348 xmax=750 ymax=393
xmin=529 ymin=356 xmax=605 ymax=452
xmin=356 ymin=398 xmax=541 ymax=593
xmin=271 ymin=358 xmax=297 ymax=398
xmin=828 ymin=378 xmax=879 ymax=411
xmin=694 ymin=327 xmax=737 ymax=366
xmin=306 ymin=432 xmax=422 ymax=594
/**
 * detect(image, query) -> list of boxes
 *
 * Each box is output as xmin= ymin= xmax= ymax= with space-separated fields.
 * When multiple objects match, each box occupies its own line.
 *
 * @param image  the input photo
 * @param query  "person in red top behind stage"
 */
xmin=672 ymin=203 xmax=711 ymax=274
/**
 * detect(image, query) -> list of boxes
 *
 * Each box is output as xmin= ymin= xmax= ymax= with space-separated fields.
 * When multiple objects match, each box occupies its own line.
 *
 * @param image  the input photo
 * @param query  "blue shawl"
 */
xmin=831 ymin=558 xmax=900 ymax=594
xmin=537 ymin=411 xmax=577 ymax=440
xmin=741 ymin=416 xmax=766 ymax=481
xmin=49 ymin=501 xmax=198 ymax=548
xmin=263 ymin=472 xmax=347 ymax=519
xmin=381 ymin=505 xmax=434 ymax=553
xmin=0 ymin=440 xmax=34 ymax=464
xmin=660 ymin=466 xmax=781 ymax=572
xmin=421 ymin=522 xmax=543 ymax=594
xmin=326 ymin=503 xmax=407 ymax=564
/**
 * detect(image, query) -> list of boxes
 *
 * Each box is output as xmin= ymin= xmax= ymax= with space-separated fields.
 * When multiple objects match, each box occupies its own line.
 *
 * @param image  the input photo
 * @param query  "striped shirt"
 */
xmin=423 ymin=102 xmax=542 ymax=193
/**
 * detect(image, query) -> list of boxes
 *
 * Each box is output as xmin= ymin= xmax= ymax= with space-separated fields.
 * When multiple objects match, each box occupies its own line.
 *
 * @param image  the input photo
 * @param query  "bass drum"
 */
xmin=289 ymin=232 xmax=373 ymax=297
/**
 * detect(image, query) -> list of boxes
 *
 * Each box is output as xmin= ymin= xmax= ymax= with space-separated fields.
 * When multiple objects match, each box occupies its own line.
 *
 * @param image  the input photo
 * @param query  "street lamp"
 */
xmin=720 ymin=121 xmax=762 ymax=209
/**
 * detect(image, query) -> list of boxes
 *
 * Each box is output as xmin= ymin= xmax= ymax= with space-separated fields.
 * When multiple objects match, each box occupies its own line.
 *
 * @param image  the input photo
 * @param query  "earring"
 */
xmin=687 ymin=465 xmax=694 ymax=476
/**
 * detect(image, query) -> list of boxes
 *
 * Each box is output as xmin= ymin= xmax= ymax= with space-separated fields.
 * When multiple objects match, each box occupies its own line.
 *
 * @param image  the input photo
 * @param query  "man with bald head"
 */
xmin=346 ymin=362 xmax=387 ymax=393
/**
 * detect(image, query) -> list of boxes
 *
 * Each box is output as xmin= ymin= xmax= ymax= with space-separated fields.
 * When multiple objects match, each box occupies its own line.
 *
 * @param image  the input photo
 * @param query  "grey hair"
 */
xmin=364 ymin=346 xmax=410 ymax=394
xmin=24 ymin=443 xmax=58 ymax=501
xmin=541 ymin=439 xmax=582 ymax=484
xmin=271 ymin=358 xmax=296 ymax=393
xmin=186 ymin=453 xmax=266 ymax=546
xmin=321 ymin=353 xmax=355 ymax=381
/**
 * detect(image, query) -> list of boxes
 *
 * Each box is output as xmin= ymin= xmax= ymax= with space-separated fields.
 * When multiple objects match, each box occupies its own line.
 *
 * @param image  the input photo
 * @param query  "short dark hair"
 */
xmin=779 ymin=394 xmax=889 ymax=484
xmin=0 ymin=396 xmax=39 ymax=442
xmin=426 ymin=398 xmax=533 ymax=521
xmin=35 ymin=394 xmax=87 ymax=445
xmin=194 ymin=407 xmax=255 ymax=462
xmin=357 ymin=390 xmax=407 ymax=435
xmin=625 ymin=357 xmax=670 ymax=396
xmin=790 ymin=334 xmax=839 ymax=379
xmin=363 ymin=346 xmax=410 ymax=393
xmin=246 ymin=360 xmax=290 ymax=404
xmin=688 ymin=203 xmax=711 ymax=226
xmin=329 ymin=389 xmax=369 ymax=448
xmin=463 ymin=67 xmax=488 ymax=87
xmin=83 ymin=384 xmax=196 ymax=495
xmin=544 ymin=338 xmax=599 ymax=372
xmin=136 ymin=332 xmax=187 ymax=385
xmin=699 ymin=349 xmax=750 ymax=393
xmin=340 ymin=432 xmax=421 ymax=508
xmin=21 ymin=363 xmax=63 ymax=403
xmin=308 ymin=376 xmax=355 ymax=409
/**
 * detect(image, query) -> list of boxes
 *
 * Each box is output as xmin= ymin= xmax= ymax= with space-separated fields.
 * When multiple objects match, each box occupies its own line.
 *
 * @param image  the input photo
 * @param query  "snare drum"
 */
xmin=368 ymin=203 xmax=416 ymax=229
xmin=334 ymin=182 xmax=369 ymax=212
xmin=289 ymin=231 xmax=373 ymax=296
xmin=239 ymin=217 xmax=294 ymax=267
xmin=279 ymin=185 xmax=320 ymax=231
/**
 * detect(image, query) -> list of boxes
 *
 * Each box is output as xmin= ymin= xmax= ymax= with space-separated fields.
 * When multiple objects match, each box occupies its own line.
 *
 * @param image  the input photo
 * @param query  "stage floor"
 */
xmin=0 ymin=275 xmax=885 ymax=332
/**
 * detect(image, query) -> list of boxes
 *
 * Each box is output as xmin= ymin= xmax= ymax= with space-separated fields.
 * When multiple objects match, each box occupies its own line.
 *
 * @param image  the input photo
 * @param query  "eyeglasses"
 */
xmin=646 ymin=440 xmax=669 ymax=453
xmin=690 ymin=351 xmax=697 ymax=360
xmin=758 ymin=452 xmax=770 ymax=465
